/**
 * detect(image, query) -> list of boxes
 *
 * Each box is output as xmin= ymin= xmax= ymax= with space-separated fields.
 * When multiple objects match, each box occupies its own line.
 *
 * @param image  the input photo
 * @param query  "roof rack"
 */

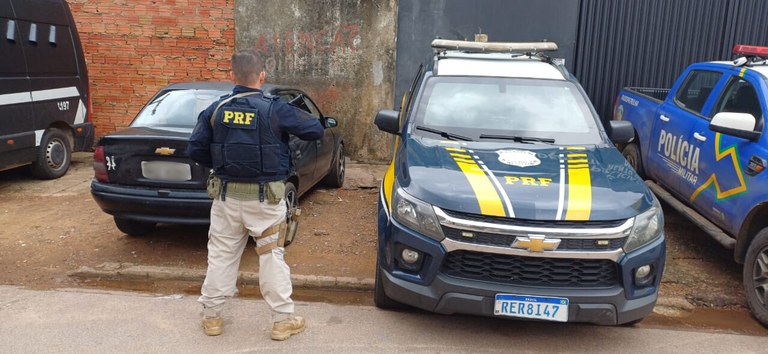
xmin=431 ymin=39 xmax=558 ymax=54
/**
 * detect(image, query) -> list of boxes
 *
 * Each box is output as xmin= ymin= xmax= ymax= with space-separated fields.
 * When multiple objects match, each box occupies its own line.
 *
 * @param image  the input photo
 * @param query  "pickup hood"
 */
xmin=397 ymin=136 xmax=653 ymax=221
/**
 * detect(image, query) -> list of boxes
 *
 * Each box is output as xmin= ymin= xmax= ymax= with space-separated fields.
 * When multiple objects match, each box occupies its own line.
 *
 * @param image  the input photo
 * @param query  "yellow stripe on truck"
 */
xmin=453 ymin=158 xmax=506 ymax=217
xmin=564 ymin=147 xmax=592 ymax=220
xmin=383 ymin=137 xmax=399 ymax=213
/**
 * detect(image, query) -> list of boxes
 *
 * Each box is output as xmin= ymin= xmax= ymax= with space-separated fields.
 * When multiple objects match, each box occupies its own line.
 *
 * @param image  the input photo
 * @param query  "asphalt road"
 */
xmin=2 ymin=286 xmax=767 ymax=353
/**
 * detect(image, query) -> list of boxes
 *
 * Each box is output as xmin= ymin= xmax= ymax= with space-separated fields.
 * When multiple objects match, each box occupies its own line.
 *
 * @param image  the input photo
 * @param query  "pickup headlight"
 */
xmin=623 ymin=197 xmax=664 ymax=253
xmin=392 ymin=187 xmax=445 ymax=241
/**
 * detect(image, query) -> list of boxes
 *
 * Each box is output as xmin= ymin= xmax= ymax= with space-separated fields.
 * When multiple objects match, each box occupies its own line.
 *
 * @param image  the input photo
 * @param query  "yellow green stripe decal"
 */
xmin=690 ymin=133 xmax=748 ymax=201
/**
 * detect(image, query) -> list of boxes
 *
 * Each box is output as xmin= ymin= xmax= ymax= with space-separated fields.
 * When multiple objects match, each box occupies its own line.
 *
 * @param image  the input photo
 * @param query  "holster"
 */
xmin=285 ymin=207 xmax=301 ymax=245
xmin=255 ymin=222 xmax=287 ymax=255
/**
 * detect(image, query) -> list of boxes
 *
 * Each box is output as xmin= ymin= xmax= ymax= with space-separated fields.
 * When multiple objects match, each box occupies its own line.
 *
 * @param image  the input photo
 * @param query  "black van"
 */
xmin=0 ymin=0 xmax=93 ymax=179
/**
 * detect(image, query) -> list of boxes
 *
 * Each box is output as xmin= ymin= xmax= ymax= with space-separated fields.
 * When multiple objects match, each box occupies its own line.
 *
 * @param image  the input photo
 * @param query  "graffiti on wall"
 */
xmin=251 ymin=23 xmax=362 ymax=76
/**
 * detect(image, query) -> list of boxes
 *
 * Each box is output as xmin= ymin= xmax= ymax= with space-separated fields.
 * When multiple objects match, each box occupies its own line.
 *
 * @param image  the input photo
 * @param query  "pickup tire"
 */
xmin=374 ymin=257 xmax=405 ymax=310
xmin=30 ymin=128 xmax=71 ymax=179
xmin=743 ymin=228 xmax=768 ymax=327
xmin=622 ymin=142 xmax=645 ymax=179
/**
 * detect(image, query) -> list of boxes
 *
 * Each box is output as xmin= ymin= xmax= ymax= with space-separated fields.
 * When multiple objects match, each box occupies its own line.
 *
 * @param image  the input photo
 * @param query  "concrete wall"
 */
xmin=235 ymin=0 xmax=397 ymax=162
xmin=69 ymin=0 xmax=235 ymax=138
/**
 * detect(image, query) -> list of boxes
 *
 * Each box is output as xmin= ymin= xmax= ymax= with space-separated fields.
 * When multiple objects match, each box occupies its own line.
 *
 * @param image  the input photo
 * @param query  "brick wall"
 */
xmin=67 ymin=0 xmax=235 ymax=138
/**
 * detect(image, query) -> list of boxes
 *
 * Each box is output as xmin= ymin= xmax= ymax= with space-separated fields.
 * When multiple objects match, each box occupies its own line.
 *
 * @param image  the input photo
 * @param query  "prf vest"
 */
xmin=209 ymin=92 xmax=290 ymax=183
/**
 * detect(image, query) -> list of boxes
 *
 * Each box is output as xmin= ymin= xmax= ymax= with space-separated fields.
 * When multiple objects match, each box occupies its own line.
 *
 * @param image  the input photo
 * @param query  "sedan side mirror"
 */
xmin=374 ymin=109 xmax=400 ymax=134
xmin=608 ymin=120 xmax=634 ymax=144
xmin=710 ymin=112 xmax=761 ymax=141
xmin=325 ymin=117 xmax=338 ymax=128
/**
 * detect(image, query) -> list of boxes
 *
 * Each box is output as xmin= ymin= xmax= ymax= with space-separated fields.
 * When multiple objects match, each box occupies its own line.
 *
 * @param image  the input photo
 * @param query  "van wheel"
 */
xmin=743 ymin=228 xmax=768 ymax=327
xmin=374 ymin=256 xmax=404 ymax=310
xmin=114 ymin=217 xmax=156 ymax=236
xmin=283 ymin=181 xmax=298 ymax=247
xmin=30 ymin=128 xmax=71 ymax=179
xmin=322 ymin=144 xmax=345 ymax=188
xmin=622 ymin=142 xmax=645 ymax=179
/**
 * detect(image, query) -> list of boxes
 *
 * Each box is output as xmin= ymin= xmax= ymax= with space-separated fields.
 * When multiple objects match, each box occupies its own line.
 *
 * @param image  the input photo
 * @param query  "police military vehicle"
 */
xmin=373 ymin=39 xmax=665 ymax=325
xmin=0 ymin=0 xmax=94 ymax=178
xmin=615 ymin=44 xmax=768 ymax=327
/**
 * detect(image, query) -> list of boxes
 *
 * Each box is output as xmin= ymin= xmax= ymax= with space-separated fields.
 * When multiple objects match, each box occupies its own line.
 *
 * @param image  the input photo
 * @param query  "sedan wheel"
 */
xmin=322 ymin=144 xmax=345 ymax=188
xmin=283 ymin=181 xmax=298 ymax=246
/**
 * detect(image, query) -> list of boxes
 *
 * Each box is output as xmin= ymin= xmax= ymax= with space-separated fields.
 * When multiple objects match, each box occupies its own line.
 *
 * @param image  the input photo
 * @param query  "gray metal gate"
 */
xmin=395 ymin=0 xmax=768 ymax=124
xmin=394 ymin=0 xmax=580 ymax=107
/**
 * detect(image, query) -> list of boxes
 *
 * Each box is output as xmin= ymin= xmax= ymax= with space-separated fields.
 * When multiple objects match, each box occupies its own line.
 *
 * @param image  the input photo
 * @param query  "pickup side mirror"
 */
xmin=374 ymin=109 xmax=400 ymax=134
xmin=324 ymin=117 xmax=338 ymax=128
xmin=608 ymin=120 xmax=635 ymax=144
xmin=710 ymin=112 xmax=761 ymax=141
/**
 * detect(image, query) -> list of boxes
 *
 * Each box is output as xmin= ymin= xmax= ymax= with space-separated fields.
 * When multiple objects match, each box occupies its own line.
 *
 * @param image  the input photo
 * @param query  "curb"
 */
xmin=70 ymin=264 xmax=699 ymax=314
xmin=68 ymin=263 xmax=375 ymax=291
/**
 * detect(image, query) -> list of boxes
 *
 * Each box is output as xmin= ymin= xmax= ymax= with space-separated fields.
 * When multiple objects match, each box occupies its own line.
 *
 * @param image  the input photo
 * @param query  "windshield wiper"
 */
xmin=416 ymin=125 xmax=473 ymax=141
xmin=479 ymin=134 xmax=555 ymax=144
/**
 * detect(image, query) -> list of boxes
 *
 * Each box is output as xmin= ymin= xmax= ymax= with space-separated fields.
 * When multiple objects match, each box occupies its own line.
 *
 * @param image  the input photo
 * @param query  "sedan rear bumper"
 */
xmin=91 ymin=180 xmax=211 ymax=224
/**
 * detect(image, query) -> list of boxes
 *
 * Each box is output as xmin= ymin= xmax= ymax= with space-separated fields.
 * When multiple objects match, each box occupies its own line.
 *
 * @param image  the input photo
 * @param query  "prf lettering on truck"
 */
xmin=657 ymin=128 xmax=699 ymax=184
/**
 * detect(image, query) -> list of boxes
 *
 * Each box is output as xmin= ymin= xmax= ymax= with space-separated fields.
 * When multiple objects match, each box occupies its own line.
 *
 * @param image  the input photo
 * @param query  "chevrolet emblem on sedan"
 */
xmin=511 ymin=235 xmax=561 ymax=252
xmin=154 ymin=147 xmax=176 ymax=156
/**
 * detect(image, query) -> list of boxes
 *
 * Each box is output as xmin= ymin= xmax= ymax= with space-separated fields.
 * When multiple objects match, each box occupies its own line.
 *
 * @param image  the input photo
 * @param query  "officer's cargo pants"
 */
xmin=198 ymin=196 xmax=294 ymax=321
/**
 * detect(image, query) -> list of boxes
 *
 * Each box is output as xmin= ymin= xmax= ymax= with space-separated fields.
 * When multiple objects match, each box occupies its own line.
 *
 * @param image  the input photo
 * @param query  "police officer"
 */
xmin=187 ymin=49 xmax=324 ymax=340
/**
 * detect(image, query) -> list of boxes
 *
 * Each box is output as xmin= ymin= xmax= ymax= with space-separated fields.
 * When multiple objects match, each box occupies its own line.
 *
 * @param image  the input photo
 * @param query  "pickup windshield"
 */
xmin=412 ymin=76 xmax=601 ymax=144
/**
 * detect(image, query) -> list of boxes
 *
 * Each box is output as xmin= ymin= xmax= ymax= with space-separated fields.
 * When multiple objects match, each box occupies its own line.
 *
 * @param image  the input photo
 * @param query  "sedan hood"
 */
xmin=399 ymin=136 xmax=652 ymax=221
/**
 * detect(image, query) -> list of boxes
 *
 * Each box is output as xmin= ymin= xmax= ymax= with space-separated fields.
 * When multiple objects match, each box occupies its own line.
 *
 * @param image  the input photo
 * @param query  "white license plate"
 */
xmin=141 ymin=161 xmax=191 ymax=181
xmin=494 ymin=294 xmax=569 ymax=322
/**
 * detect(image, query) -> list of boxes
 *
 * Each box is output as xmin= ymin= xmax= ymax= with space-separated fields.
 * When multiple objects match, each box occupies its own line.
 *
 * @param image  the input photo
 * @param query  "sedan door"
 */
xmin=279 ymin=92 xmax=318 ymax=194
xmin=300 ymin=95 xmax=335 ymax=181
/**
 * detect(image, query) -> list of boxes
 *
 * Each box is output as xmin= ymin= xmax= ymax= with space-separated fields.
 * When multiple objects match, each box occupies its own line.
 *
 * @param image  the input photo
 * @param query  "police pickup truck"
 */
xmin=373 ymin=39 xmax=665 ymax=325
xmin=615 ymin=44 xmax=768 ymax=327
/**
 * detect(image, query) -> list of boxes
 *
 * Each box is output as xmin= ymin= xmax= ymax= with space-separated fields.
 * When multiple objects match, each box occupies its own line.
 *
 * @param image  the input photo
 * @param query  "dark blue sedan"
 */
xmin=91 ymin=82 xmax=345 ymax=237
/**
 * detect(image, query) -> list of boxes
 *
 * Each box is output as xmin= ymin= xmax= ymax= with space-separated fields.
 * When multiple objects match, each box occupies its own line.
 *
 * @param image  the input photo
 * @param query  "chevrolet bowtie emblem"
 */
xmin=155 ymin=147 xmax=176 ymax=155
xmin=511 ymin=235 xmax=561 ymax=252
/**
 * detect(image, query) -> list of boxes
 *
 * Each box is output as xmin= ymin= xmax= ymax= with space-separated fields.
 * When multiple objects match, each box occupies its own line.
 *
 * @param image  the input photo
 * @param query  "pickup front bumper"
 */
xmin=377 ymin=199 xmax=666 ymax=325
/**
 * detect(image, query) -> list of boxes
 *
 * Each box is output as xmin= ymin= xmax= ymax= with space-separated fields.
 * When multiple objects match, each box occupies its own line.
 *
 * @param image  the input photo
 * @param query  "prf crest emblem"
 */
xmin=497 ymin=149 xmax=540 ymax=168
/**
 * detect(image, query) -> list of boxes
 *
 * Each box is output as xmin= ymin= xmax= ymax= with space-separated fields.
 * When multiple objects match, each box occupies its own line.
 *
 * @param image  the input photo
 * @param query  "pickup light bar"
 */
xmin=431 ymin=39 xmax=558 ymax=53
xmin=733 ymin=44 xmax=768 ymax=57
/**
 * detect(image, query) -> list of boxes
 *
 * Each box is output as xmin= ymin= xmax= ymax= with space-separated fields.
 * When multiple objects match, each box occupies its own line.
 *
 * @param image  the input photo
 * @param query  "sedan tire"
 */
xmin=322 ymin=144 xmax=345 ymax=188
xmin=283 ymin=181 xmax=298 ymax=247
xmin=114 ymin=217 xmax=156 ymax=236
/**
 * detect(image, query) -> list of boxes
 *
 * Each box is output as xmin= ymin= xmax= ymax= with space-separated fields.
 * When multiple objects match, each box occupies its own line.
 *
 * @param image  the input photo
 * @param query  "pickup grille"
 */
xmin=441 ymin=250 xmax=618 ymax=288
xmin=442 ymin=227 xmax=627 ymax=250
xmin=441 ymin=209 xmax=627 ymax=228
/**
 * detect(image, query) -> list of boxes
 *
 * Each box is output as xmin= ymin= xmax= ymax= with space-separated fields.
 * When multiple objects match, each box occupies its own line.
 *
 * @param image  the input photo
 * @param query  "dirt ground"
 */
xmin=0 ymin=153 xmax=380 ymax=290
xmin=0 ymin=152 xmax=765 ymax=334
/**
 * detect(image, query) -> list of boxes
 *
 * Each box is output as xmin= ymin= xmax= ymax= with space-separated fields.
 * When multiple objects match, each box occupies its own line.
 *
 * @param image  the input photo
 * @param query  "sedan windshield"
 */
xmin=130 ymin=89 xmax=228 ymax=128
xmin=412 ymin=76 xmax=601 ymax=144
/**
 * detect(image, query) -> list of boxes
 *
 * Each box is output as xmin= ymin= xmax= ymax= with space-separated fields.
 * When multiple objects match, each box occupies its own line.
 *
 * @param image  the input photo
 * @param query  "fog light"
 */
xmin=401 ymin=248 xmax=420 ymax=264
xmin=395 ymin=245 xmax=424 ymax=273
xmin=634 ymin=264 xmax=654 ymax=286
